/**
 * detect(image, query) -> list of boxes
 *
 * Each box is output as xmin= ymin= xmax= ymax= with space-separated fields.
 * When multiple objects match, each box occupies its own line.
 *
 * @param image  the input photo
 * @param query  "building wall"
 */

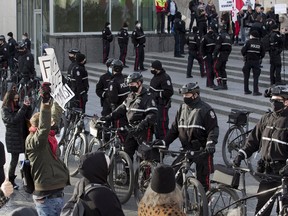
xmin=0 ymin=1 xmax=17 ymax=37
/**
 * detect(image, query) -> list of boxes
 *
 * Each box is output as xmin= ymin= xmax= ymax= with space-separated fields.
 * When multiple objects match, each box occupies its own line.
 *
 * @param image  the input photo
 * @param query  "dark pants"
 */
xmin=242 ymin=60 xmax=261 ymax=93
xmin=269 ymin=54 xmax=282 ymax=85
xmin=174 ymin=34 xmax=181 ymax=56
xmin=214 ymin=55 xmax=229 ymax=85
xmin=187 ymin=51 xmax=205 ymax=77
xmin=102 ymin=40 xmax=110 ymax=64
xmin=167 ymin=15 xmax=175 ymax=33
xmin=189 ymin=13 xmax=197 ymax=32
xmin=119 ymin=44 xmax=128 ymax=66
xmin=180 ymin=34 xmax=185 ymax=54
xmin=134 ymin=44 xmax=145 ymax=71
xmin=172 ymin=153 xmax=213 ymax=192
xmin=157 ymin=12 xmax=166 ymax=33
xmin=198 ymin=22 xmax=207 ymax=37
xmin=204 ymin=54 xmax=214 ymax=87
xmin=155 ymin=105 xmax=169 ymax=140
xmin=9 ymin=153 xmax=19 ymax=179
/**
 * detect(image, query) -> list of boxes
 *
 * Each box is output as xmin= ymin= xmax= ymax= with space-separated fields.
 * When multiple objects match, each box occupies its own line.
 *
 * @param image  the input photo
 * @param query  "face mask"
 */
xmin=68 ymin=56 xmax=74 ymax=62
xmin=7 ymin=36 xmax=11 ymax=40
xmin=108 ymin=67 xmax=112 ymax=74
xmin=129 ymin=85 xmax=139 ymax=93
xmin=184 ymin=96 xmax=199 ymax=107
xmin=151 ymin=69 xmax=157 ymax=75
xmin=107 ymin=25 xmax=111 ymax=28
xmin=22 ymin=36 xmax=26 ymax=40
xmin=136 ymin=23 xmax=141 ymax=28
xmin=271 ymin=100 xmax=285 ymax=113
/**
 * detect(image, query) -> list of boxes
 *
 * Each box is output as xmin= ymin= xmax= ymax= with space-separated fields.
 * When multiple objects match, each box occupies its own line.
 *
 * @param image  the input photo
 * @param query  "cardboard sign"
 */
xmin=219 ymin=0 xmax=233 ymax=11
xmin=38 ymin=48 xmax=75 ymax=110
xmin=275 ymin=4 xmax=287 ymax=14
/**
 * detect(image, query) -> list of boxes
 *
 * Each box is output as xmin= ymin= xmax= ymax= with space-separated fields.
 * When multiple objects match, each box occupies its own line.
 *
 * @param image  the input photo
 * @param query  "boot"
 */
xmin=223 ymin=80 xmax=228 ymax=90
xmin=9 ymin=175 xmax=19 ymax=190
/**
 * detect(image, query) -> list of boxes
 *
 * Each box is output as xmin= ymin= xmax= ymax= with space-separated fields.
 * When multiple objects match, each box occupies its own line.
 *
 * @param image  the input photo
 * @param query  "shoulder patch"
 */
xmin=77 ymin=71 xmax=80 ymax=76
xmin=167 ymin=80 xmax=171 ymax=86
xmin=26 ymin=56 xmax=29 ymax=61
xmin=110 ymin=85 xmax=113 ymax=91
xmin=210 ymin=110 xmax=215 ymax=119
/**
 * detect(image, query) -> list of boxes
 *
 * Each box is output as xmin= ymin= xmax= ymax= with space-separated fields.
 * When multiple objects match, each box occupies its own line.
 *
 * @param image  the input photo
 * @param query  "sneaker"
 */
xmin=186 ymin=75 xmax=193 ymax=78
xmin=253 ymin=92 xmax=262 ymax=96
xmin=245 ymin=90 xmax=252 ymax=94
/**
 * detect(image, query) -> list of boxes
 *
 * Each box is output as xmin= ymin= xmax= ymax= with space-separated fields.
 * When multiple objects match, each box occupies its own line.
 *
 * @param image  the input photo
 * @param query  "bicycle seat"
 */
xmin=231 ymin=109 xmax=251 ymax=115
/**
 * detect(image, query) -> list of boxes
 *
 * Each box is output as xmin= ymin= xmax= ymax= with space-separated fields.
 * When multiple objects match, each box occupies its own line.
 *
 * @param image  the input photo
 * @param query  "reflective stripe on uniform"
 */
xmin=262 ymin=137 xmax=288 ymax=146
xmin=128 ymin=107 xmax=158 ymax=112
xmin=178 ymin=124 xmax=206 ymax=130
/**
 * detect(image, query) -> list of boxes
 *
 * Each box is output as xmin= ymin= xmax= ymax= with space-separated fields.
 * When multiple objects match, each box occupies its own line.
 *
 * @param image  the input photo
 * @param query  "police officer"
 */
xmin=233 ymin=85 xmax=288 ymax=215
xmin=186 ymin=26 xmax=205 ymax=78
xmin=213 ymin=25 xmax=232 ymax=90
xmin=117 ymin=22 xmax=129 ymax=68
xmin=149 ymin=60 xmax=173 ymax=139
xmin=200 ymin=26 xmax=216 ymax=88
xmin=67 ymin=48 xmax=81 ymax=88
xmin=102 ymin=22 xmax=113 ymax=64
xmin=7 ymin=32 xmax=17 ymax=73
xmin=173 ymin=12 xmax=186 ymax=58
xmin=17 ymin=42 xmax=35 ymax=83
xmin=103 ymin=72 xmax=157 ymax=160
xmin=154 ymin=83 xmax=219 ymax=191
xmin=96 ymin=58 xmax=113 ymax=116
xmin=22 ymin=33 xmax=31 ymax=52
xmin=70 ymin=53 xmax=89 ymax=112
xmin=0 ymin=35 xmax=9 ymax=71
xmin=269 ymin=24 xmax=284 ymax=85
xmin=241 ymin=30 xmax=265 ymax=95
xmin=131 ymin=21 xmax=147 ymax=72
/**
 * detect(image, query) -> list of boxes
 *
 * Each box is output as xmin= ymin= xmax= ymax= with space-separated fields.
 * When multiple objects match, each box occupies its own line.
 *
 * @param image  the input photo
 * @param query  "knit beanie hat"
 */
xmin=151 ymin=165 xmax=176 ymax=194
xmin=123 ymin=22 xmax=128 ymax=28
xmin=105 ymin=22 xmax=110 ymax=27
xmin=250 ymin=30 xmax=259 ymax=38
xmin=151 ymin=60 xmax=162 ymax=70
xmin=76 ymin=53 xmax=86 ymax=63
xmin=7 ymin=32 xmax=13 ymax=37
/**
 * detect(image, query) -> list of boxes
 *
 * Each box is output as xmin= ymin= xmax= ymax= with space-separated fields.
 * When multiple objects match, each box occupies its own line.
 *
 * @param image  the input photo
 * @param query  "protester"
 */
xmin=138 ymin=164 xmax=185 ymax=216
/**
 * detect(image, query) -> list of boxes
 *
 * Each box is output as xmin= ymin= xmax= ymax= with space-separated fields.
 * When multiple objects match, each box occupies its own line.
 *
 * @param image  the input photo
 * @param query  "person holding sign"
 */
xmin=70 ymin=53 xmax=89 ymax=113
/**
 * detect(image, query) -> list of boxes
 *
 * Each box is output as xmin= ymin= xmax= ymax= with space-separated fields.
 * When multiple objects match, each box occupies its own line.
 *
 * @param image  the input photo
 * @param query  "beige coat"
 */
xmin=279 ymin=14 xmax=288 ymax=34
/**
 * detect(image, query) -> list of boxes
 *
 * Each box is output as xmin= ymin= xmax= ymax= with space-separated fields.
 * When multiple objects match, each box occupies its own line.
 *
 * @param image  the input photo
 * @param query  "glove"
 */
xmin=233 ymin=152 xmax=245 ymax=167
xmin=205 ymin=142 xmax=216 ymax=154
xmin=264 ymin=87 xmax=272 ymax=98
xmin=100 ymin=115 xmax=112 ymax=123
xmin=39 ymin=82 xmax=51 ymax=103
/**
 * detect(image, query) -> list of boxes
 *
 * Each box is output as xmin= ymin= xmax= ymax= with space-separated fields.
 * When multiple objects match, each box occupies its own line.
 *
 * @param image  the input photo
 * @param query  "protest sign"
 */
xmin=219 ymin=0 xmax=233 ymax=11
xmin=275 ymin=4 xmax=287 ymax=14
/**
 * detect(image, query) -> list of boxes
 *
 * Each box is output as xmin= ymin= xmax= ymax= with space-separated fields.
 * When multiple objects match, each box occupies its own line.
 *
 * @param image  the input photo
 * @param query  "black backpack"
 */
xmin=61 ymin=183 xmax=111 ymax=216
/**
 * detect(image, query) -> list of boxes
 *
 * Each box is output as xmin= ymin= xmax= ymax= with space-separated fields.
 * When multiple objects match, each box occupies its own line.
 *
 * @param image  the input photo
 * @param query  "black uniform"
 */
xmin=241 ymin=38 xmax=265 ymax=94
xmin=18 ymin=51 xmax=35 ymax=82
xmin=149 ymin=69 xmax=173 ymax=139
xmin=117 ymin=28 xmax=129 ymax=66
xmin=67 ymin=60 xmax=78 ymax=88
xmin=269 ymin=31 xmax=284 ymax=85
xmin=250 ymin=21 xmax=266 ymax=38
xmin=102 ymin=27 xmax=113 ymax=64
xmin=96 ymin=72 xmax=112 ymax=116
xmin=189 ymin=0 xmax=199 ymax=32
xmin=213 ymin=30 xmax=232 ymax=87
xmin=110 ymin=87 xmax=158 ymax=159
xmin=23 ymin=38 xmax=31 ymax=51
xmin=186 ymin=31 xmax=205 ymax=77
xmin=70 ymin=63 xmax=89 ymax=112
xmin=240 ymin=109 xmax=288 ymax=215
xmin=164 ymin=97 xmax=219 ymax=191
xmin=173 ymin=14 xmax=186 ymax=57
xmin=131 ymin=27 xmax=146 ymax=71
xmin=200 ymin=31 xmax=216 ymax=87
xmin=7 ymin=37 xmax=17 ymax=72
xmin=0 ymin=42 xmax=9 ymax=69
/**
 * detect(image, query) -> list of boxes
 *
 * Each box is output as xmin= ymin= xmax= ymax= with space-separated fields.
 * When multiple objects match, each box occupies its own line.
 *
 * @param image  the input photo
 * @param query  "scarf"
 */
xmin=29 ymin=126 xmax=58 ymax=160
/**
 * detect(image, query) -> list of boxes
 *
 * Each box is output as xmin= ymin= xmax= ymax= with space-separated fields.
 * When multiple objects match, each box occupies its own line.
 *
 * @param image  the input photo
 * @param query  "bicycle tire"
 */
xmin=207 ymin=184 xmax=243 ymax=216
xmin=88 ymin=137 xmax=103 ymax=153
xmin=134 ymin=160 xmax=156 ymax=205
xmin=108 ymin=151 xmax=134 ymax=204
xmin=182 ymin=177 xmax=208 ymax=216
xmin=64 ymin=132 xmax=88 ymax=177
xmin=222 ymin=125 xmax=245 ymax=167
xmin=57 ymin=114 xmax=69 ymax=159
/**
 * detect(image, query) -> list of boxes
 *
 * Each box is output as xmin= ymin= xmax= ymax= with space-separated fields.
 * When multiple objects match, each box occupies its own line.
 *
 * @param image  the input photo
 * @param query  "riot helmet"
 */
xmin=179 ymin=83 xmax=200 ymax=95
xmin=111 ymin=59 xmax=124 ymax=73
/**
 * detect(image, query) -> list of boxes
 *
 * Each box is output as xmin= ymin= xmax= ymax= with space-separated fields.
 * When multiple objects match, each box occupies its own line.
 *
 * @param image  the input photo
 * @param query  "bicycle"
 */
xmin=222 ymin=109 xmax=261 ymax=178
xmin=157 ymin=148 xmax=209 ymax=216
xmin=63 ymin=108 xmax=92 ymax=177
xmin=88 ymin=115 xmax=106 ymax=153
xmin=207 ymin=165 xmax=288 ymax=216
xmin=95 ymin=125 xmax=134 ymax=205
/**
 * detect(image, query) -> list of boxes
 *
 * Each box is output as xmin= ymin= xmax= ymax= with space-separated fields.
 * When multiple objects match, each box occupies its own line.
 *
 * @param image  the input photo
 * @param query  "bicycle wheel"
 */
xmin=182 ymin=177 xmax=208 ymax=216
xmin=222 ymin=125 xmax=245 ymax=167
xmin=64 ymin=132 xmax=88 ymax=177
xmin=88 ymin=137 xmax=103 ymax=152
xmin=207 ymin=184 xmax=243 ymax=216
xmin=134 ymin=161 xmax=156 ymax=205
xmin=108 ymin=151 xmax=134 ymax=204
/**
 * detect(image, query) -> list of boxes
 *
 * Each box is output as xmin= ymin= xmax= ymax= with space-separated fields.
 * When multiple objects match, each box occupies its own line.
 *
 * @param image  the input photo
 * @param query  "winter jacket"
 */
xmin=138 ymin=203 xmax=186 ymax=216
xmin=241 ymin=37 xmax=265 ymax=61
xmin=25 ymin=102 xmax=70 ymax=192
xmin=1 ymin=104 xmax=32 ymax=153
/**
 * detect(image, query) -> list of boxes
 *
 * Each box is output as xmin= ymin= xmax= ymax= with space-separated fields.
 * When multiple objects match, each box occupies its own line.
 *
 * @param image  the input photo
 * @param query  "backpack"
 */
xmin=261 ymin=32 xmax=272 ymax=52
xmin=61 ymin=183 xmax=111 ymax=216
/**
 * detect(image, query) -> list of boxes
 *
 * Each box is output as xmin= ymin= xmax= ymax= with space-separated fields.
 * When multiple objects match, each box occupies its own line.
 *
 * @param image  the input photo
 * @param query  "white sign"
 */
xmin=38 ymin=48 xmax=75 ymax=110
xmin=275 ymin=4 xmax=287 ymax=14
xmin=219 ymin=0 xmax=233 ymax=11
xmin=242 ymin=0 xmax=255 ymax=10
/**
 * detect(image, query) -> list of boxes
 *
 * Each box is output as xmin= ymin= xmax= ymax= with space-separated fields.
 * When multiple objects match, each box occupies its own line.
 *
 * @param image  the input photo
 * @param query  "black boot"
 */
xmin=223 ymin=80 xmax=228 ymax=90
xmin=9 ymin=175 xmax=19 ymax=190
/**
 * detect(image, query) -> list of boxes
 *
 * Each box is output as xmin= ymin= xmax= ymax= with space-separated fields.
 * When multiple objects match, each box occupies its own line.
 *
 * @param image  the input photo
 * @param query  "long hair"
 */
xmin=140 ymin=184 xmax=183 ymax=208
xmin=2 ymin=90 xmax=17 ymax=108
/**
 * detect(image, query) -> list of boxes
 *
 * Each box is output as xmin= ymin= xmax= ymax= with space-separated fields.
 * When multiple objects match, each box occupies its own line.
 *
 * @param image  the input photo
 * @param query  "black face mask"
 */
xmin=271 ymin=100 xmax=285 ymax=113
xmin=69 ymin=56 xmax=75 ymax=62
xmin=151 ymin=69 xmax=157 ymax=75
xmin=129 ymin=86 xmax=139 ymax=93
xmin=184 ymin=96 xmax=200 ymax=107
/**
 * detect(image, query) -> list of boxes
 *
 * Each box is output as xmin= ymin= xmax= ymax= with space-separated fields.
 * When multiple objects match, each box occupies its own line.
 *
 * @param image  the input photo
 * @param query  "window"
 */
xmin=139 ymin=0 xmax=155 ymax=31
